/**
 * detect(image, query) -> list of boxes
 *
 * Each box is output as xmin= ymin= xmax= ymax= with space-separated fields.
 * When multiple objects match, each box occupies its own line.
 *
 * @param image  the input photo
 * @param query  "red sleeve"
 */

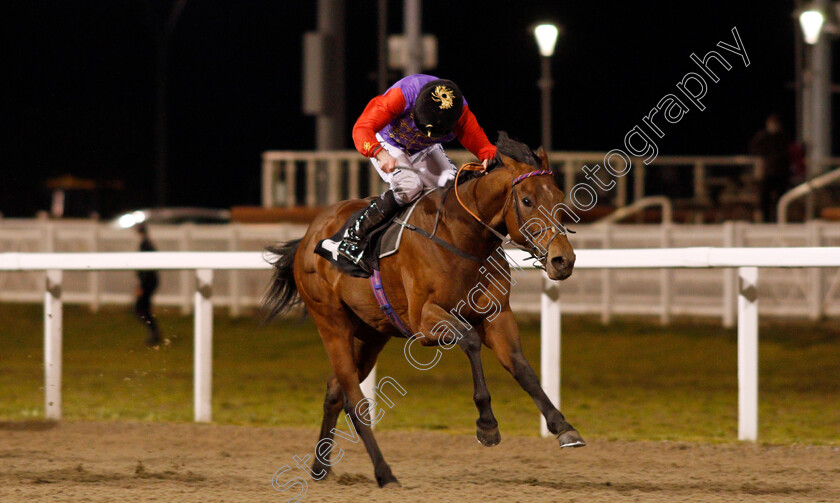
xmin=453 ymin=105 xmax=497 ymax=160
xmin=352 ymin=88 xmax=406 ymax=157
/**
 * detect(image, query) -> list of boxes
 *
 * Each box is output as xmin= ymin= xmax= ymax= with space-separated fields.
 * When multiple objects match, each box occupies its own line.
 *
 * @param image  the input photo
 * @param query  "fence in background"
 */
xmin=0 ymin=221 xmax=306 ymax=316
xmin=261 ymin=150 xmax=762 ymax=210
xmin=2 ymin=220 xmax=840 ymax=323
xmin=5 ymin=248 xmax=840 ymax=441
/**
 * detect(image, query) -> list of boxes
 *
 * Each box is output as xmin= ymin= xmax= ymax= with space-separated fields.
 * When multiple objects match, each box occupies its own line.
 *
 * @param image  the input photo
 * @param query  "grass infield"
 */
xmin=1 ymin=303 xmax=838 ymax=444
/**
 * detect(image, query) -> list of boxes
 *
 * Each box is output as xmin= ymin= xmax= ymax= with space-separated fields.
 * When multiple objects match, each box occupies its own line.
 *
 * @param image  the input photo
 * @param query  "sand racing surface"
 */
xmin=1 ymin=420 xmax=838 ymax=502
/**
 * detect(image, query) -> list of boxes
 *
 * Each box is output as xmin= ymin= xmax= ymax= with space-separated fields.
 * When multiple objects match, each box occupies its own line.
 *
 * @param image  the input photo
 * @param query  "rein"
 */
xmin=454 ymin=162 xmax=573 ymax=270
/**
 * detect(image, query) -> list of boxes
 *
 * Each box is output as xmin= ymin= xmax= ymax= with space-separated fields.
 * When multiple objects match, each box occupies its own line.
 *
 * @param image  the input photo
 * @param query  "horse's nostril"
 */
xmin=551 ymin=256 xmax=566 ymax=269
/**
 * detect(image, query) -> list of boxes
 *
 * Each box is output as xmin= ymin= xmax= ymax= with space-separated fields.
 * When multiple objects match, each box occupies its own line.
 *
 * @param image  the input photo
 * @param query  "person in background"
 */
xmin=749 ymin=113 xmax=792 ymax=221
xmin=319 ymin=74 xmax=497 ymax=275
xmin=135 ymin=223 xmax=161 ymax=346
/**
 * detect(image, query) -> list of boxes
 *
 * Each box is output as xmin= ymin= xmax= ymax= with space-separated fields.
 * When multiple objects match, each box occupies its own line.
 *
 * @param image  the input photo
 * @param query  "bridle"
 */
xmin=454 ymin=162 xmax=574 ymax=270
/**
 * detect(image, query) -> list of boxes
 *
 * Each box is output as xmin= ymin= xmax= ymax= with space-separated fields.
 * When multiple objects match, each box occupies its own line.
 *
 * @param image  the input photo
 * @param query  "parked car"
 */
xmin=112 ymin=207 xmax=231 ymax=228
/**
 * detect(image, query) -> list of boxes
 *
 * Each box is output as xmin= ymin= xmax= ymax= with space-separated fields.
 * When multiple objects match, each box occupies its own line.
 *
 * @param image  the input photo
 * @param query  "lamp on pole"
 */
xmin=798 ymin=0 xmax=835 ymax=219
xmin=534 ymin=23 xmax=560 ymax=151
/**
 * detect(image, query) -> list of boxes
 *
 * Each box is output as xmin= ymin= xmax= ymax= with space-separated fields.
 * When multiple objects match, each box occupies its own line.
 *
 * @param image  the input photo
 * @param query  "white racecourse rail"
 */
xmin=3 ymin=247 xmax=840 ymax=441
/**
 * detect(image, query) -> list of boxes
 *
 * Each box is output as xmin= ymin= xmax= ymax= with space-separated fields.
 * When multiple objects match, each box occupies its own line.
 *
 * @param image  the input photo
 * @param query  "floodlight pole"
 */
xmin=378 ymin=0 xmax=389 ymax=92
xmin=142 ymin=0 xmax=189 ymax=207
xmin=800 ymin=0 xmax=833 ymax=219
xmin=403 ymin=0 xmax=422 ymax=76
xmin=315 ymin=0 xmax=346 ymax=150
xmin=538 ymin=56 xmax=553 ymax=152
xmin=534 ymin=24 xmax=559 ymax=151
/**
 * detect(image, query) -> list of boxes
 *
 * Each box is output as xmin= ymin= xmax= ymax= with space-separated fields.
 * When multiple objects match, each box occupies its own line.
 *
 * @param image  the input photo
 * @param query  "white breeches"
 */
xmin=370 ymin=133 xmax=457 ymax=205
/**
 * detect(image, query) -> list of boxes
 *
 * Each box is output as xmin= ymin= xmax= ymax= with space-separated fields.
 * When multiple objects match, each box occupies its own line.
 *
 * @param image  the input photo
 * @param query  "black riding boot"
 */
xmin=337 ymin=190 xmax=401 ymax=269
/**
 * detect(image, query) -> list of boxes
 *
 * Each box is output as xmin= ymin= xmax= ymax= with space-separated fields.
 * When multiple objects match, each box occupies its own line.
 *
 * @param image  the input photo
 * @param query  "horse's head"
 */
xmin=492 ymin=133 xmax=575 ymax=281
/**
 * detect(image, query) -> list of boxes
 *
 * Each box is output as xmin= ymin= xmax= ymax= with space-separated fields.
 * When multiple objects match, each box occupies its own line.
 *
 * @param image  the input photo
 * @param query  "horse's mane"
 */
xmin=443 ymin=131 xmax=539 ymax=189
xmin=492 ymin=131 xmax=539 ymax=169
xmin=491 ymin=131 xmax=563 ymax=188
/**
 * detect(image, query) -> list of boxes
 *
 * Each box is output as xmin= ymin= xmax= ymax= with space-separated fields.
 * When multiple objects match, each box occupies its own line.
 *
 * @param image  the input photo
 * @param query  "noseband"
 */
xmin=454 ymin=163 xmax=574 ymax=270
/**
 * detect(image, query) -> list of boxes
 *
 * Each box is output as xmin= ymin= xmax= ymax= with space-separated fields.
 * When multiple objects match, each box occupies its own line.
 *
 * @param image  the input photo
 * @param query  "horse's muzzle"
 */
xmin=547 ymin=253 xmax=575 ymax=281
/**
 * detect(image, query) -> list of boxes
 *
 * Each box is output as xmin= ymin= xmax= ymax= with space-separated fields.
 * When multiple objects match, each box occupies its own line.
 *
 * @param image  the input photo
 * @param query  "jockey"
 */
xmin=337 ymin=74 xmax=498 ymax=269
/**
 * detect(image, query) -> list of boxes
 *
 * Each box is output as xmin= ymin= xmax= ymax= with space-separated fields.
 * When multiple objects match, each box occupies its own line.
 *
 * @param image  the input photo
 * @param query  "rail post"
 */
xmin=660 ymin=223 xmax=671 ymax=325
xmin=737 ymin=266 xmax=759 ymax=441
xmin=616 ymin=174 xmax=627 ymax=208
xmin=180 ymin=225 xmax=192 ymax=315
xmin=722 ymin=221 xmax=738 ymax=328
xmin=194 ymin=269 xmax=213 ymax=423
xmin=44 ymin=269 xmax=63 ymax=420
xmin=229 ymin=226 xmax=242 ymax=317
xmin=540 ymin=275 xmax=561 ymax=437
xmin=348 ymin=161 xmax=360 ymax=200
xmin=600 ymin=223 xmax=613 ymax=324
xmin=306 ymin=158 xmax=317 ymax=207
xmin=327 ymin=158 xmax=341 ymax=205
xmin=563 ymin=160 xmax=575 ymax=194
xmin=286 ymin=159 xmax=297 ymax=207
xmin=633 ymin=161 xmax=646 ymax=206
xmin=694 ymin=160 xmax=708 ymax=204
xmin=261 ymin=155 xmax=274 ymax=208
xmin=89 ymin=223 xmax=101 ymax=313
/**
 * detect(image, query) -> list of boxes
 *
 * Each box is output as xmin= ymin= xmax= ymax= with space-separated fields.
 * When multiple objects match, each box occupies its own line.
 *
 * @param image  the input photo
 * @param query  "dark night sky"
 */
xmin=3 ymin=0 xmax=834 ymax=217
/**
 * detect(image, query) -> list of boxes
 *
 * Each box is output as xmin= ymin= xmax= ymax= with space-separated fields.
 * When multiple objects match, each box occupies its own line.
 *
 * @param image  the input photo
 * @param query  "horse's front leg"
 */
xmin=418 ymin=303 xmax=500 ymax=446
xmin=483 ymin=309 xmax=585 ymax=448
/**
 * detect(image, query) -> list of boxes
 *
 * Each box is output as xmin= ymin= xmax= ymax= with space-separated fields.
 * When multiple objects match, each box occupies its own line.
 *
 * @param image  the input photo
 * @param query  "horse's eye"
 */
xmin=521 ymin=197 xmax=533 ymax=207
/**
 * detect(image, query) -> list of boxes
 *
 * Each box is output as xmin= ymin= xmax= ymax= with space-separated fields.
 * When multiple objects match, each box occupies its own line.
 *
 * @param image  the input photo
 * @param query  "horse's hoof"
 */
xmin=376 ymin=469 xmax=400 ymax=488
xmin=311 ymin=464 xmax=331 ymax=481
xmin=557 ymin=429 xmax=586 ymax=448
xmin=476 ymin=426 xmax=501 ymax=447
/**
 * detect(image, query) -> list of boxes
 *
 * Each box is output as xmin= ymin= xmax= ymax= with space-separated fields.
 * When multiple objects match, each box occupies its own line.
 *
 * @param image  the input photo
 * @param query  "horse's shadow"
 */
xmin=0 ymin=420 xmax=59 ymax=431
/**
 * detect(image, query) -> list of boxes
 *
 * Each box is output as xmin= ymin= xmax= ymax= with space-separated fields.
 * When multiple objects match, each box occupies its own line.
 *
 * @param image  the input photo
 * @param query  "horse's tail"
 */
xmin=262 ymin=239 xmax=303 ymax=322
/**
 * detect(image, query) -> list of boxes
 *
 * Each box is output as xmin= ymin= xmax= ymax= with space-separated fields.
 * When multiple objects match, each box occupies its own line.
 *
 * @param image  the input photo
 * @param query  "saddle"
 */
xmin=314 ymin=191 xmax=433 ymax=278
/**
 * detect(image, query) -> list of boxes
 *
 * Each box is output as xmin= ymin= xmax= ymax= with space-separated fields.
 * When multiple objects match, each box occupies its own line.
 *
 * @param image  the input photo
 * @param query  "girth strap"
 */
xmin=393 ymin=218 xmax=485 ymax=263
xmin=370 ymin=268 xmax=413 ymax=338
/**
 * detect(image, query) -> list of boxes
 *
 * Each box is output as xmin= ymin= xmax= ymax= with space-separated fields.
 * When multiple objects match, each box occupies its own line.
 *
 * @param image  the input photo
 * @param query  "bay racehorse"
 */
xmin=263 ymin=133 xmax=584 ymax=487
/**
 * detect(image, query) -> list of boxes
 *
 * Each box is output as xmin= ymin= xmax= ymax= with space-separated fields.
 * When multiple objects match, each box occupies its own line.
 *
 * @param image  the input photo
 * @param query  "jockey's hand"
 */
xmin=481 ymin=158 xmax=489 ymax=172
xmin=376 ymin=151 xmax=398 ymax=173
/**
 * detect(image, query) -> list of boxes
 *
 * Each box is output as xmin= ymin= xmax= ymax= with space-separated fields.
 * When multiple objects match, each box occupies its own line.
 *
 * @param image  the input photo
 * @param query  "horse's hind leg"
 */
xmin=484 ymin=309 xmax=585 ymax=448
xmin=310 ymin=374 xmax=343 ymax=478
xmin=310 ymin=336 xmax=386 ymax=479
xmin=312 ymin=312 xmax=398 ymax=487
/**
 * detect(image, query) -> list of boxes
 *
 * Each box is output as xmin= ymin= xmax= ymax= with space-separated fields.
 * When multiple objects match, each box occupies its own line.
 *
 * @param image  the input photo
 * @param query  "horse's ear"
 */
xmin=535 ymin=147 xmax=550 ymax=169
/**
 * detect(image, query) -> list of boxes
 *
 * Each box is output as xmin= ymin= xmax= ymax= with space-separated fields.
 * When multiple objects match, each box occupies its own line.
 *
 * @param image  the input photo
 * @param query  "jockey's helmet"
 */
xmin=413 ymin=79 xmax=464 ymax=138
